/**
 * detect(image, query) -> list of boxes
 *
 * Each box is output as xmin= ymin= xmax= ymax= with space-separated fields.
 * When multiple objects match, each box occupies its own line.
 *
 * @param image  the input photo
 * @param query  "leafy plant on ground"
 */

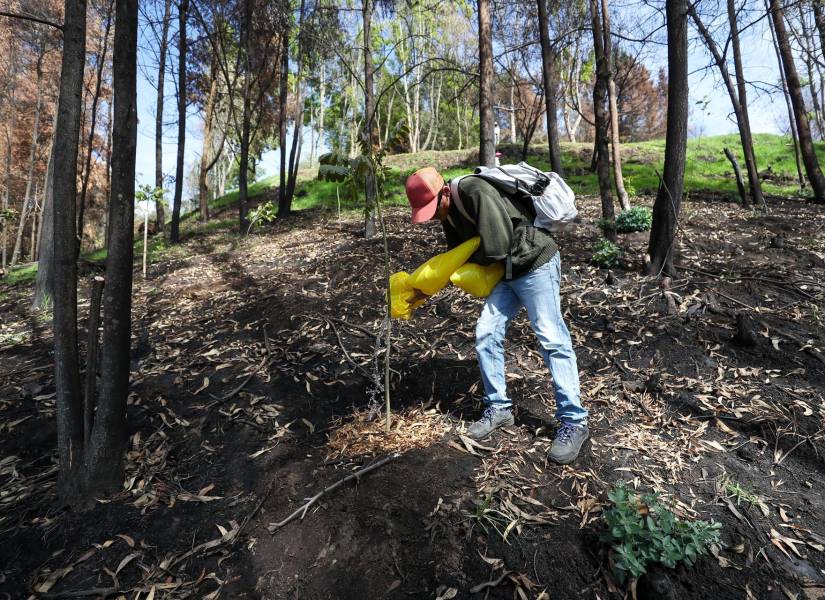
xmin=602 ymin=484 xmax=722 ymax=582
xmin=591 ymin=238 xmax=622 ymax=268
xmin=615 ymin=206 xmax=653 ymax=233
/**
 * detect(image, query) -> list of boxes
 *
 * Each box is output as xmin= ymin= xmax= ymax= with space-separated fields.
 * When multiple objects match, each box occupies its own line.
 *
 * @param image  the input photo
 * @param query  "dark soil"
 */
xmin=1 ymin=194 xmax=824 ymax=599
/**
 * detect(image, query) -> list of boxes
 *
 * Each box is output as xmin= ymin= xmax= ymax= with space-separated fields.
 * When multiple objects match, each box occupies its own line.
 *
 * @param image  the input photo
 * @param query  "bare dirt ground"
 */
xmin=1 ymin=194 xmax=824 ymax=599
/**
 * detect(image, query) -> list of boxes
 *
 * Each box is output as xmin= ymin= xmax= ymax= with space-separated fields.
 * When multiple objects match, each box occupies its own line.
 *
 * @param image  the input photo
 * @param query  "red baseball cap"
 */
xmin=406 ymin=167 xmax=444 ymax=223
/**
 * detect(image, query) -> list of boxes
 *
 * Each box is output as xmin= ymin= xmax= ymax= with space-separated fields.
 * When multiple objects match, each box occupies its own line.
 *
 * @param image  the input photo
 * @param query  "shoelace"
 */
xmin=556 ymin=424 xmax=577 ymax=443
xmin=481 ymin=407 xmax=498 ymax=424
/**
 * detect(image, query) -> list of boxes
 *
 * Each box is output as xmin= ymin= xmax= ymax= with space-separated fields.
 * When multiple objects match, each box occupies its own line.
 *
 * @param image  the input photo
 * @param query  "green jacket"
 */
xmin=442 ymin=176 xmax=558 ymax=279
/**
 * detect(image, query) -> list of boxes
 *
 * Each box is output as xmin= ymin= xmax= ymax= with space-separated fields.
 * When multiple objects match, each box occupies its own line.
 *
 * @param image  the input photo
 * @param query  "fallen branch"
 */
xmin=469 ymin=570 xmax=512 ymax=594
xmin=326 ymin=318 xmax=373 ymax=380
xmin=760 ymin=320 xmax=825 ymax=364
xmin=268 ymin=452 xmax=400 ymax=532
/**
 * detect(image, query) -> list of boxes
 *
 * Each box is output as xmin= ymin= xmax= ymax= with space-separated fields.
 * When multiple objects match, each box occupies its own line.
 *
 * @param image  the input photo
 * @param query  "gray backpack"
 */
xmin=449 ymin=162 xmax=577 ymax=232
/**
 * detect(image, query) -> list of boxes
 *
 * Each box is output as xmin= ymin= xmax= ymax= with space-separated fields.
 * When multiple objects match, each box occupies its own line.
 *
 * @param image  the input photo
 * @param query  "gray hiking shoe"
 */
xmin=548 ymin=422 xmax=589 ymax=465
xmin=466 ymin=406 xmax=514 ymax=440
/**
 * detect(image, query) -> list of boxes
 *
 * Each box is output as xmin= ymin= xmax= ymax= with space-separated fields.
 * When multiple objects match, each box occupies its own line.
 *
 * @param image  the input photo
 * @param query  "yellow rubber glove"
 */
xmin=450 ymin=262 xmax=504 ymax=297
xmin=408 ymin=237 xmax=481 ymax=295
xmin=390 ymin=271 xmax=428 ymax=320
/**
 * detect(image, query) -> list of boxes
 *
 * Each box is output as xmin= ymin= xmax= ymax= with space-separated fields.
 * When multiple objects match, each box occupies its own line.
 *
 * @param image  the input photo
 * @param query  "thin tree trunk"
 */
xmin=537 ymin=0 xmax=563 ymax=173
xmin=284 ymin=0 xmax=307 ymax=214
xmin=1 ymin=80 xmax=14 ymax=270
xmin=30 ymin=184 xmax=40 ymax=261
xmin=198 ymin=63 xmax=218 ymax=223
xmin=647 ymin=0 xmax=688 ymax=277
xmin=155 ymin=0 xmax=171 ymax=232
xmin=478 ymin=0 xmax=495 ymax=167
xmin=765 ymin=0 xmax=805 ymax=188
xmin=591 ymin=0 xmax=616 ymax=242
xmin=78 ymin=0 xmax=114 ymax=254
xmin=277 ymin=26 xmax=288 ymax=216
xmin=724 ymin=147 xmax=748 ymax=206
xmin=170 ymin=0 xmax=187 ymax=243
xmin=509 ymin=62 xmax=518 ymax=144
xmin=363 ymin=0 xmax=377 ymax=238
xmin=770 ymin=0 xmax=825 ymax=202
xmin=11 ymin=51 xmax=44 ymax=266
xmin=52 ymin=0 xmax=87 ymax=501
xmin=814 ymin=0 xmax=825 ymax=57
xmin=601 ymin=0 xmax=630 ymax=210
xmin=318 ymin=62 xmax=326 ymax=159
xmin=728 ymin=0 xmax=765 ymax=209
xmin=33 ymin=140 xmax=55 ymax=308
xmin=84 ymin=0 xmax=138 ymax=496
xmin=799 ymin=5 xmax=825 ymax=138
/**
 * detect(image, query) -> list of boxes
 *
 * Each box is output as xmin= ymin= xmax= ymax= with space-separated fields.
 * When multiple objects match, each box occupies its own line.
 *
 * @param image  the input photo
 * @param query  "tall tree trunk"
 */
xmin=84 ymin=0 xmax=138 ymax=496
xmin=11 ymin=51 xmax=45 ymax=266
xmin=33 ymin=140 xmax=55 ymax=308
xmin=78 ymin=0 xmax=114 ymax=254
xmin=52 ymin=0 xmax=87 ymax=501
xmin=155 ymin=0 xmax=171 ymax=233
xmin=198 ymin=63 xmax=218 ymax=223
xmin=647 ymin=0 xmax=688 ymax=276
xmin=728 ymin=0 xmax=765 ymax=209
xmin=1 ymin=78 xmax=14 ymax=270
xmin=814 ymin=0 xmax=825 ymax=56
xmin=509 ymin=62 xmax=518 ymax=144
xmin=765 ymin=0 xmax=805 ymax=189
xmin=770 ymin=0 xmax=825 ymax=202
xmin=478 ymin=0 xmax=496 ymax=167
xmin=318 ymin=62 xmax=326 ymax=160
xmin=537 ymin=0 xmax=563 ymax=173
xmin=601 ymin=0 xmax=630 ymax=210
xmin=363 ymin=0 xmax=378 ymax=237
xmin=591 ymin=0 xmax=616 ymax=242
xmin=170 ymin=0 xmax=187 ymax=243
xmin=799 ymin=4 xmax=825 ymax=138
xmin=284 ymin=0 xmax=307 ymax=215
xmin=30 ymin=184 xmax=40 ymax=261
xmin=277 ymin=27 xmax=289 ymax=218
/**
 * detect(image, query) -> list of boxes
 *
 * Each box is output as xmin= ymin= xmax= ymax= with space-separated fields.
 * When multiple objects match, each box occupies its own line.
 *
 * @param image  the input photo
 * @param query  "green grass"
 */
xmin=4 ymin=263 xmax=38 ymax=286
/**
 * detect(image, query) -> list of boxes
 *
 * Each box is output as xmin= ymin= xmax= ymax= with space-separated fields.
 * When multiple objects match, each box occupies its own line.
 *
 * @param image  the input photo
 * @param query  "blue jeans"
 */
xmin=475 ymin=253 xmax=587 ymax=425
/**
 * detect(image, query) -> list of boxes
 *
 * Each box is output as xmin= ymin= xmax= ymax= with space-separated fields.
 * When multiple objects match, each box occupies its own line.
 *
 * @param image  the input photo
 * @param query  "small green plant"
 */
xmin=246 ymin=201 xmax=278 ymax=231
xmin=615 ymin=206 xmax=653 ymax=233
xmin=602 ymin=484 xmax=721 ymax=582
xmin=719 ymin=475 xmax=760 ymax=506
xmin=591 ymin=238 xmax=622 ymax=268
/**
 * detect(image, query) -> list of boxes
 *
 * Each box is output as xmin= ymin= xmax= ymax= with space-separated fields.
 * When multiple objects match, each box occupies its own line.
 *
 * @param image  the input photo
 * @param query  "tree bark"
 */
xmin=1 ymin=69 xmax=15 ymax=271
xmin=728 ymin=0 xmax=765 ymax=209
xmin=769 ymin=0 xmax=825 ymax=202
xmin=647 ymin=0 xmax=688 ymax=277
xmin=537 ymin=0 xmax=563 ymax=173
xmin=11 ymin=48 xmax=44 ymax=266
xmin=78 ymin=0 xmax=114 ymax=254
xmin=52 ymin=0 xmax=87 ymax=500
xmin=601 ymin=0 xmax=630 ymax=210
xmin=154 ymin=0 xmax=171 ymax=232
xmin=478 ymin=0 xmax=496 ymax=167
xmin=363 ymin=0 xmax=377 ymax=238
xmin=84 ymin=0 xmax=138 ymax=496
xmin=591 ymin=0 xmax=616 ymax=242
xmin=284 ymin=0 xmax=307 ymax=215
xmin=198 ymin=63 xmax=218 ymax=223
xmin=814 ymin=0 xmax=825 ymax=58
xmin=170 ymin=0 xmax=187 ymax=243
xmin=33 ymin=144 xmax=55 ymax=308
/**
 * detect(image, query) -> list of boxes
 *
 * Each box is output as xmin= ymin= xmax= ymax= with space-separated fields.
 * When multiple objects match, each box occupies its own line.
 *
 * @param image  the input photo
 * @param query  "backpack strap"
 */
xmin=448 ymin=176 xmax=477 ymax=226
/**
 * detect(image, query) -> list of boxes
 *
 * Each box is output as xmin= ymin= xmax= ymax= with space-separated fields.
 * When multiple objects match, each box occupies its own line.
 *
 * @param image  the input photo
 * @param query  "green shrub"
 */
xmin=615 ymin=206 xmax=653 ymax=233
xmin=591 ymin=238 xmax=621 ymax=268
xmin=602 ymin=484 xmax=721 ymax=582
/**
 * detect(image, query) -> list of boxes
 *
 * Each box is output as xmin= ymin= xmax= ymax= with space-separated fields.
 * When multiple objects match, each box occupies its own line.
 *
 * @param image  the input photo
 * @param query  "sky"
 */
xmin=132 ymin=5 xmax=789 ymax=203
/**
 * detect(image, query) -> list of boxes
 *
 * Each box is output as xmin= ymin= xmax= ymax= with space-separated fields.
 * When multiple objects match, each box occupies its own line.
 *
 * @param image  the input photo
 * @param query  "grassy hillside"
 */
xmin=1 ymin=133 xmax=819 ymax=287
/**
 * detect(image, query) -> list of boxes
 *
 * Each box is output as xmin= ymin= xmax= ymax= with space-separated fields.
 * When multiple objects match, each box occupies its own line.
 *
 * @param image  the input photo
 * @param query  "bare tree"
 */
xmin=155 ymin=0 xmax=172 ymax=232
xmin=769 ymin=0 xmax=825 ymax=202
xmin=601 ymin=0 xmax=630 ymax=210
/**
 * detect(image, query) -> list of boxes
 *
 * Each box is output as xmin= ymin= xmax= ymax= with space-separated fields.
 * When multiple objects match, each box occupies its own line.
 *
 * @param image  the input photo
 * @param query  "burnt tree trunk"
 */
xmin=33 ymin=143 xmax=55 ymax=308
xmin=154 ymin=0 xmax=171 ymax=232
xmin=591 ymin=0 xmax=617 ymax=242
xmin=277 ymin=24 xmax=289 ymax=218
xmin=647 ymin=0 xmax=688 ymax=277
xmin=83 ymin=0 xmax=138 ymax=496
xmin=537 ymin=0 xmax=563 ymax=174
xmin=53 ymin=0 xmax=87 ymax=501
xmin=170 ymin=0 xmax=188 ymax=243
xmin=478 ymin=0 xmax=496 ymax=168
xmin=769 ymin=0 xmax=825 ymax=203
xmin=238 ymin=0 xmax=253 ymax=231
